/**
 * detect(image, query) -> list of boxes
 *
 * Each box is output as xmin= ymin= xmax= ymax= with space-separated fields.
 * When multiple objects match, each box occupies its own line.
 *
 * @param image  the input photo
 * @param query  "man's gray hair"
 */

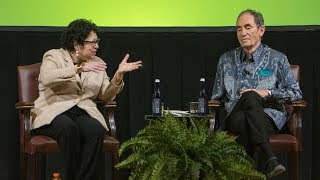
xmin=237 ymin=9 xmax=264 ymax=27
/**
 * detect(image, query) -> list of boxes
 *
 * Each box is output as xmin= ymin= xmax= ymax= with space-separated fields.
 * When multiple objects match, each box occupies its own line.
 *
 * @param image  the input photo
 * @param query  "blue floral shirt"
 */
xmin=211 ymin=44 xmax=302 ymax=129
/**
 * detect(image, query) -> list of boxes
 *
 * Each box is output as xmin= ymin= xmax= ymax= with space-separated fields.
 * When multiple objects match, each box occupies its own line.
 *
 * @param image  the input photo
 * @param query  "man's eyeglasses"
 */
xmin=84 ymin=39 xmax=100 ymax=46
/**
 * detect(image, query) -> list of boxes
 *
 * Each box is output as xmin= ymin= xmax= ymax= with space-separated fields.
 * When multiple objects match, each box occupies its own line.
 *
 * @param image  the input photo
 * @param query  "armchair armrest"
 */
xmin=284 ymin=100 xmax=307 ymax=130
xmin=15 ymin=102 xmax=35 ymax=109
xmin=208 ymin=100 xmax=222 ymax=131
xmin=284 ymin=99 xmax=307 ymax=151
xmin=208 ymin=99 xmax=222 ymax=108
xmin=15 ymin=102 xmax=34 ymax=152
xmin=97 ymin=101 xmax=117 ymax=139
xmin=291 ymin=99 xmax=307 ymax=108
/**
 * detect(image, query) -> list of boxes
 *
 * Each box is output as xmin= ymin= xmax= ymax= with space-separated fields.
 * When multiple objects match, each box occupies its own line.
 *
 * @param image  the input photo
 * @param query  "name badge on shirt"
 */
xmin=258 ymin=69 xmax=273 ymax=77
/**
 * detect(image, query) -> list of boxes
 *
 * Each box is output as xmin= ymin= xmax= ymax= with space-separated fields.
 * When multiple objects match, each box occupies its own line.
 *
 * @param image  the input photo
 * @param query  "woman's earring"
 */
xmin=76 ymin=50 xmax=79 ymax=57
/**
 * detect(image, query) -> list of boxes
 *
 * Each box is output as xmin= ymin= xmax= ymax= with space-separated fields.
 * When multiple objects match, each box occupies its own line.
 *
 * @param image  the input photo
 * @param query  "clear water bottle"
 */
xmin=152 ymin=79 xmax=161 ymax=116
xmin=52 ymin=172 xmax=61 ymax=180
xmin=198 ymin=78 xmax=207 ymax=115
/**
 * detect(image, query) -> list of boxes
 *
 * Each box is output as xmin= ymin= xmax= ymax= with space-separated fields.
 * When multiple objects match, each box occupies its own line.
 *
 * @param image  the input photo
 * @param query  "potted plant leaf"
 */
xmin=116 ymin=113 xmax=266 ymax=180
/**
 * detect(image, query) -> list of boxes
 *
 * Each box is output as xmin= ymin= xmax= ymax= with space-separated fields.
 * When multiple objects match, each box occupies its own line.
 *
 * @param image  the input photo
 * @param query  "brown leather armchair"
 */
xmin=16 ymin=63 xmax=120 ymax=180
xmin=208 ymin=64 xmax=306 ymax=180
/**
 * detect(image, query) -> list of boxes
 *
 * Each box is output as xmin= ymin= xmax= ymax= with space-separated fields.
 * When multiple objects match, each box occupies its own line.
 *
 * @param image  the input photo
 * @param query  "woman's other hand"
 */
xmin=82 ymin=61 xmax=107 ymax=73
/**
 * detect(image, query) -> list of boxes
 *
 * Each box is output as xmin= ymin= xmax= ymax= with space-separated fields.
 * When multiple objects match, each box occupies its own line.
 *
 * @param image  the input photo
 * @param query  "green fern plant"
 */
xmin=116 ymin=113 xmax=266 ymax=180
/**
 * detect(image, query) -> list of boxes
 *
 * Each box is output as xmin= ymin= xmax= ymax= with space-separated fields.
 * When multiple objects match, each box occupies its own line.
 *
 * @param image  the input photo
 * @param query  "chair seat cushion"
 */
xmin=102 ymin=135 xmax=120 ymax=152
xmin=25 ymin=135 xmax=119 ymax=153
xmin=261 ymin=134 xmax=298 ymax=152
xmin=268 ymin=134 xmax=298 ymax=152
xmin=25 ymin=135 xmax=59 ymax=153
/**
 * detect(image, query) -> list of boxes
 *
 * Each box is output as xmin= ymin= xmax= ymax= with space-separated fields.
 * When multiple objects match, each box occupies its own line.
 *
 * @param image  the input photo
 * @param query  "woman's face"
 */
xmin=76 ymin=31 xmax=99 ymax=61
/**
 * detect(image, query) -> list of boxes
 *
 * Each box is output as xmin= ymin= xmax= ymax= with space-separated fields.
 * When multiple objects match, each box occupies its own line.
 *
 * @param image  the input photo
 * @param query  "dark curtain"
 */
xmin=1 ymin=27 xmax=319 ymax=180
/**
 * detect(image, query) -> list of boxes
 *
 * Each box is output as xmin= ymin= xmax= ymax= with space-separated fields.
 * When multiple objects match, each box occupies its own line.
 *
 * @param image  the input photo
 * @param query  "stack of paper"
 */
xmin=163 ymin=110 xmax=191 ymax=116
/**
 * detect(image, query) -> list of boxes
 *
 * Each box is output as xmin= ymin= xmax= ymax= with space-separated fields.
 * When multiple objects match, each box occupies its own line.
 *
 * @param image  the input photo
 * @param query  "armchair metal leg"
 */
xmin=30 ymin=153 xmax=37 ymax=180
xmin=292 ymin=151 xmax=298 ymax=180
xmin=112 ymin=147 xmax=120 ymax=180
xmin=21 ymin=153 xmax=27 ymax=180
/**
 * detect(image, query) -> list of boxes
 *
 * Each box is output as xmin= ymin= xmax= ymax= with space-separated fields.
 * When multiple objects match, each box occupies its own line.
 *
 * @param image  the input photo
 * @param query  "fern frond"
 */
xmin=115 ymin=152 xmax=140 ymax=168
xmin=117 ymin=114 xmax=264 ymax=180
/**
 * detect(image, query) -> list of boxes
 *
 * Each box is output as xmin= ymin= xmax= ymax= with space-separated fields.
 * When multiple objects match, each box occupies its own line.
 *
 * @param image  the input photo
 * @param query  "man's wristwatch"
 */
xmin=268 ymin=90 xmax=272 ymax=96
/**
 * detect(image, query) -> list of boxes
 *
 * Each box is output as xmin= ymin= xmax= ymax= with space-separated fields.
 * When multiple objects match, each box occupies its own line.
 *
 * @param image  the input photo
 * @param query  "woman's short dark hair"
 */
xmin=237 ymin=9 xmax=264 ymax=27
xmin=61 ymin=19 xmax=99 ymax=51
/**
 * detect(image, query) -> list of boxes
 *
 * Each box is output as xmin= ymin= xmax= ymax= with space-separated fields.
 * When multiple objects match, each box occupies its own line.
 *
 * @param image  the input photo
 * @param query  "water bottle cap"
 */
xmin=155 ymin=79 xmax=160 ymax=82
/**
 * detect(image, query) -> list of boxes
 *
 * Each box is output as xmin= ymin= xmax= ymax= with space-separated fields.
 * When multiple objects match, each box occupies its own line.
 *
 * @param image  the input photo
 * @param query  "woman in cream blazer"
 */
xmin=31 ymin=19 xmax=142 ymax=180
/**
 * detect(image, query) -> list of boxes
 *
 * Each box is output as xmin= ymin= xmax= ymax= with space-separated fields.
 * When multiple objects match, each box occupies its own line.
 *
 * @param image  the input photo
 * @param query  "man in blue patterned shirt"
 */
xmin=211 ymin=9 xmax=302 ymax=178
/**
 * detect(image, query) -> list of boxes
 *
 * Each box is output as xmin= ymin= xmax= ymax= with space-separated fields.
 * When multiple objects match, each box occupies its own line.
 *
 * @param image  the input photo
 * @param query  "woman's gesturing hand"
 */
xmin=117 ymin=54 xmax=142 ymax=75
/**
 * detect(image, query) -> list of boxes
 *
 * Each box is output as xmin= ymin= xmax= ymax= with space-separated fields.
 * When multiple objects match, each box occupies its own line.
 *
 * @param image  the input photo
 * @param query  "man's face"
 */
xmin=236 ymin=13 xmax=265 ymax=50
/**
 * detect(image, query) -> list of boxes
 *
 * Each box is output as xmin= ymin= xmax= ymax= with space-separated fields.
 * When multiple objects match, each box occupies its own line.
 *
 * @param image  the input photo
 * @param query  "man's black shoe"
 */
xmin=265 ymin=157 xmax=286 ymax=178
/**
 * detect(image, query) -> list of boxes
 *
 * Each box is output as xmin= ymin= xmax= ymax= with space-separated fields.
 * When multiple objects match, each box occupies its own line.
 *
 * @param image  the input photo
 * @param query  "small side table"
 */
xmin=145 ymin=113 xmax=216 ymax=132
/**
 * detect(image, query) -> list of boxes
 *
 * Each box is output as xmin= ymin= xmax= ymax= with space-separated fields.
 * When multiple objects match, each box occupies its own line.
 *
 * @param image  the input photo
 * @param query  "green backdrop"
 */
xmin=1 ymin=0 xmax=319 ymax=26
